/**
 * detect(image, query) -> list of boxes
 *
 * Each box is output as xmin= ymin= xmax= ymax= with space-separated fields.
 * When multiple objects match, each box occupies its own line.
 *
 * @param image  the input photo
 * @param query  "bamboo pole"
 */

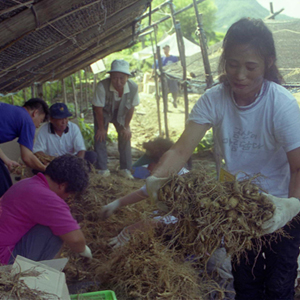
xmin=62 ymin=78 xmax=67 ymax=104
xmin=71 ymin=75 xmax=78 ymax=117
xmin=11 ymin=95 xmax=14 ymax=105
xmin=85 ymin=68 xmax=89 ymax=110
xmin=150 ymin=29 xmax=162 ymax=136
xmin=168 ymin=1 xmax=189 ymax=121
xmin=193 ymin=0 xmax=213 ymax=89
xmin=157 ymin=46 xmax=169 ymax=138
xmin=50 ymin=82 xmax=53 ymax=103
xmin=78 ymin=70 xmax=83 ymax=113
xmin=23 ymin=89 xmax=27 ymax=101
xmin=31 ymin=84 xmax=35 ymax=98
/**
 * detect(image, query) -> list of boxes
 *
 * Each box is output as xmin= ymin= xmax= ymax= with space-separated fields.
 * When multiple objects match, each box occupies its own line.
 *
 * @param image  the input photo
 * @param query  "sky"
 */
xmin=256 ymin=0 xmax=300 ymax=18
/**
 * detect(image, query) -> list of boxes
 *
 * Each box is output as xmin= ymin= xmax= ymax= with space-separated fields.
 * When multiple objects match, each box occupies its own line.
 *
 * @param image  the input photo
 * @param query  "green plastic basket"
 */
xmin=70 ymin=290 xmax=117 ymax=300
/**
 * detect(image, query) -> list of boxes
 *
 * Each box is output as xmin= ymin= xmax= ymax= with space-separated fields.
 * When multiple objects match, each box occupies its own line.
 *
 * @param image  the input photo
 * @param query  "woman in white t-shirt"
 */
xmin=146 ymin=18 xmax=300 ymax=300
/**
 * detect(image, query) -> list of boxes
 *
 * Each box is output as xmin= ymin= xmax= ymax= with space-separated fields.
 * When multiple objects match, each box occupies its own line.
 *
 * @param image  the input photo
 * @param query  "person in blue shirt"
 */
xmin=153 ymin=45 xmax=179 ymax=108
xmin=0 ymin=98 xmax=49 ymax=196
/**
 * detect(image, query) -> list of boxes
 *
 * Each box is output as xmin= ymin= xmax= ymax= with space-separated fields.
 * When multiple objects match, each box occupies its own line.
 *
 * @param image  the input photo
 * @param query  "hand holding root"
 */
xmin=100 ymin=199 xmax=120 ymax=220
xmin=146 ymin=175 xmax=168 ymax=203
xmin=261 ymin=193 xmax=300 ymax=234
xmin=108 ymin=227 xmax=130 ymax=249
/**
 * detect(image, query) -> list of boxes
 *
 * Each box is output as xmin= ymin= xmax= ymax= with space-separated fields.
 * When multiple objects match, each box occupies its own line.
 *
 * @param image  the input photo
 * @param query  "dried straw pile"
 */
xmin=64 ymin=167 xmax=278 ymax=299
xmin=157 ymin=169 xmax=277 ymax=265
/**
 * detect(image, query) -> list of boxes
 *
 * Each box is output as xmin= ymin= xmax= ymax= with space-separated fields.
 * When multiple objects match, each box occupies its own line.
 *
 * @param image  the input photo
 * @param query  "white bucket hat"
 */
xmin=108 ymin=59 xmax=131 ymax=76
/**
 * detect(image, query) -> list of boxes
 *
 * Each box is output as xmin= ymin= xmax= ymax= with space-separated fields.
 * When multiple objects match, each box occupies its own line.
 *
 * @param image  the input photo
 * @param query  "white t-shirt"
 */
xmin=33 ymin=121 xmax=86 ymax=156
xmin=188 ymin=80 xmax=300 ymax=197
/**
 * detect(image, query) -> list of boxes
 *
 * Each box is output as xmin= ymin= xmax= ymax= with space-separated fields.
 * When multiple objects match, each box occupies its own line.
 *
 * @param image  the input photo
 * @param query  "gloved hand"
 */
xmin=108 ymin=227 xmax=130 ymax=249
xmin=79 ymin=245 xmax=93 ymax=259
xmin=261 ymin=193 xmax=300 ymax=234
xmin=100 ymin=199 xmax=121 ymax=220
xmin=146 ymin=175 xmax=168 ymax=203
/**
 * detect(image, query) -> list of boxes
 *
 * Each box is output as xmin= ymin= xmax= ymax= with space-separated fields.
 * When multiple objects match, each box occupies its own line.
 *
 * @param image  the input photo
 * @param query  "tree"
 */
xmin=146 ymin=0 xmax=218 ymax=44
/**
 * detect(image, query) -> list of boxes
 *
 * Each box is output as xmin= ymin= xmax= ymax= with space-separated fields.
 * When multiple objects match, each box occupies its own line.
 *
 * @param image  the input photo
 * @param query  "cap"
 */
xmin=49 ymin=103 xmax=72 ymax=119
xmin=107 ymin=59 xmax=131 ymax=76
xmin=132 ymin=153 xmax=156 ymax=167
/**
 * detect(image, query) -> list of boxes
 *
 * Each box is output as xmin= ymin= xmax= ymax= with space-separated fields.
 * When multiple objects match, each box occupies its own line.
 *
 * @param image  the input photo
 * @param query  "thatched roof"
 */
xmin=0 ymin=0 xmax=150 ymax=94
xmin=167 ymin=19 xmax=300 ymax=87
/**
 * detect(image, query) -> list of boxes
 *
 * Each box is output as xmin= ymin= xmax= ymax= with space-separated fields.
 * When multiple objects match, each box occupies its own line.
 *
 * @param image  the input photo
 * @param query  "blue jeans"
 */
xmin=8 ymin=225 xmax=63 ymax=264
xmin=232 ymin=218 xmax=300 ymax=300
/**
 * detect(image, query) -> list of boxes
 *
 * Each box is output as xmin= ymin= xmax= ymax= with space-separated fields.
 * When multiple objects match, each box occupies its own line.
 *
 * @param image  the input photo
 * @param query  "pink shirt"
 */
xmin=0 ymin=173 xmax=80 ymax=264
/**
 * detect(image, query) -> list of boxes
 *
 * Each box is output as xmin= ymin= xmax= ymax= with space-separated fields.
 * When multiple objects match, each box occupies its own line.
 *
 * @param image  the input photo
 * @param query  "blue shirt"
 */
xmin=153 ymin=55 xmax=179 ymax=69
xmin=0 ymin=103 xmax=35 ymax=150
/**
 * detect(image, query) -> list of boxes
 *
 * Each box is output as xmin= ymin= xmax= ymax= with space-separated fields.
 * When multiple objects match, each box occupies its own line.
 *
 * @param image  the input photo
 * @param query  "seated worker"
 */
xmin=100 ymin=137 xmax=188 ymax=222
xmin=33 ymin=103 xmax=97 ymax=167
xmin=0 ymin=154 xmax=92 ymax=265
xmin=0 ymin=98 xmax=49 ymax=197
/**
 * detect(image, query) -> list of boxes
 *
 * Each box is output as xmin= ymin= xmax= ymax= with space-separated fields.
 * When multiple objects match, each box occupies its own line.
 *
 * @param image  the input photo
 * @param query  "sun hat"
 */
xmin=49 ymin=103 xmax=72 ymax=119
xmin=107 ymin=59 xmax=131 ymax=76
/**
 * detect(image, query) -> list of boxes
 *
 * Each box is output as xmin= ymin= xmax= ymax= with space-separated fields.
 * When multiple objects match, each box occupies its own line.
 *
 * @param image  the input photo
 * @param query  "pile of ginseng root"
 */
xmin=63 ymin=167 xmax=280 ymax=300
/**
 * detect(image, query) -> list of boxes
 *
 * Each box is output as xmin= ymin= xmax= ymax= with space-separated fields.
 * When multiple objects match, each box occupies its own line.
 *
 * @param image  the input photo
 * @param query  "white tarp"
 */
xmin=133 ymin=33 xmax=201 ymax=60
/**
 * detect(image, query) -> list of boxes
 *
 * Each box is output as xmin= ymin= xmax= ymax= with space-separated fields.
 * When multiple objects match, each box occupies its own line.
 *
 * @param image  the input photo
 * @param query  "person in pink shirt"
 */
xmin=0 ymin=154 xmax=92 ymax=264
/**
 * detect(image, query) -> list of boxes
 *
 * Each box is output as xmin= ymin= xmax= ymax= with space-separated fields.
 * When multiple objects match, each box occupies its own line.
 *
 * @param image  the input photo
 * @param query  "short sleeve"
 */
xmin=17 ymin=120 xmax=35 ymax=151
xmin=132 ymin=89 xmax=140 ymax=107
xmin=92 ymin=82 xmax=106 ymax=107
xmin=33 ymin=125 xmax=48 ymax=153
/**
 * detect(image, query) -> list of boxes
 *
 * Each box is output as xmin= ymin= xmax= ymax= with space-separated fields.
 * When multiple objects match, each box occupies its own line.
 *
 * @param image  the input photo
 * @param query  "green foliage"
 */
xmin=142 ymin=0 xmax=217 ymax=44
xmin=194 ymin=129 xmax=214 ymax=152
xmin=78 ymin=118 xmax=94 ymax=150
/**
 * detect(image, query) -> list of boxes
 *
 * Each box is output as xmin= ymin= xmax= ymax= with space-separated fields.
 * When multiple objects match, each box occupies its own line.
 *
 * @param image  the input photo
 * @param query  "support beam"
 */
xmin=0 ymin=0 xmax=100 ymax=50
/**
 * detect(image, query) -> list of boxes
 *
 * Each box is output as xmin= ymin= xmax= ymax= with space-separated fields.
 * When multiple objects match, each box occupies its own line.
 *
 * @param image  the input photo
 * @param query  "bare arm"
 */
xmin=287 ymin=147 xmax=300 ymax=198
xmin=59 ymin=229 xmax=86 ymax=253
xmin=93 ymin=106 xmax=106 ymax=142
xmin=125 ymin=107 xmax=135 ymax=128
xmin=20 ymin=145 xmax=46 ymax=172
xmin=77 ymin=150 xmax=85 ymax=159
xmin=152 ymin=121 xmax=211 ymax=177
xmin=119 ymin=188 xmax=148 ymax=207
xmin=0 ymin=148 xmax=19 ymax=170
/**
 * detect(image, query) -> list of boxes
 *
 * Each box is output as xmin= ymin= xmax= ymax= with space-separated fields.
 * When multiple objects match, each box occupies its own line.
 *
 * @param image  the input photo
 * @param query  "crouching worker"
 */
xmin=0 ymin=154 xmax=92 ymax=265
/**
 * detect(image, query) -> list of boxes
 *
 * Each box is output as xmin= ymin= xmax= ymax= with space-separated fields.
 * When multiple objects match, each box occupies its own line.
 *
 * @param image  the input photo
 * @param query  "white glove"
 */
xmin=100 ymin=199 xmax=121 ymax=220
xmin=261 ymin=193 xmax=300 ymax=234
xmin=108 ymin=227 xmax=130 ymax=249
xmin=79 ymin=245 xmax=93 ymax=259
xmin=146 ymin=175 xmax=168 ymax=203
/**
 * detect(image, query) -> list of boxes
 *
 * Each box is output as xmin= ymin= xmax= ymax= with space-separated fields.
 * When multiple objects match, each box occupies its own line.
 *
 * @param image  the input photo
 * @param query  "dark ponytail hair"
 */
xmin=218 ymin=18 xmax=283 ymax=84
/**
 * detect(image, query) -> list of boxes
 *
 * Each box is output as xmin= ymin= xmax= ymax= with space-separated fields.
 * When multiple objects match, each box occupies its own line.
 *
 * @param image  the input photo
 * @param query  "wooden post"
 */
xmin=151 ymin=29 xmax=162 ymax=136
xmin=62 ymin=78 xmax=67 ymax=104
xmin=50 ymin=82 xmax=53 ymax=103
xmin=71 ymin=75 xmax=78 ymax=117
xmin=157 ymin=46 xmax=169 ymax=138
xmin=31 ymin=84 xmax=35 ymax=98
xmin=43 ymin=83 xmax=47 ymax=101
xmin=168 ymin=2 xmax=189 ymax=121
xmin=36 ymin=83 xmax=43 ymax=99
xmin=22 ymin=89 xmax=27 ymax=101
xmin=78 ymin=70 xmax=83 ymax=113
xmin=11 ymin=95 xmax=14 ymax=105
xmin=85 ymin=68 xmax=89 ymax=110
xmin=93 ymin=74 xmax=97 ymax=93
xmin=193 ymin=0 xmax=213 ymax=89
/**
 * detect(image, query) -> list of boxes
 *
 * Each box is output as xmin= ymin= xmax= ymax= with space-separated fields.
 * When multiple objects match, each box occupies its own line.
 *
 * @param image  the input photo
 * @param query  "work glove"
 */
xmin=79 ymin=245 xmax=93 ymax=259
xmin=261 ymin=193 xmax=300 ymax=234
xmin=108 ymin=227 xmax=130 ymax=249
xmin=146 ymin=175 xmax=168 ymax=203
xmin=100 ymin=199 xmax=121 ymax=220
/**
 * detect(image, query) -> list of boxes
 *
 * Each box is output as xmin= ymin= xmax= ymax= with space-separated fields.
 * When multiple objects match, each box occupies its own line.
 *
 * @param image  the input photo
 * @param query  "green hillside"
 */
xmin=214 ymin=0 xmax=293 ymax=32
